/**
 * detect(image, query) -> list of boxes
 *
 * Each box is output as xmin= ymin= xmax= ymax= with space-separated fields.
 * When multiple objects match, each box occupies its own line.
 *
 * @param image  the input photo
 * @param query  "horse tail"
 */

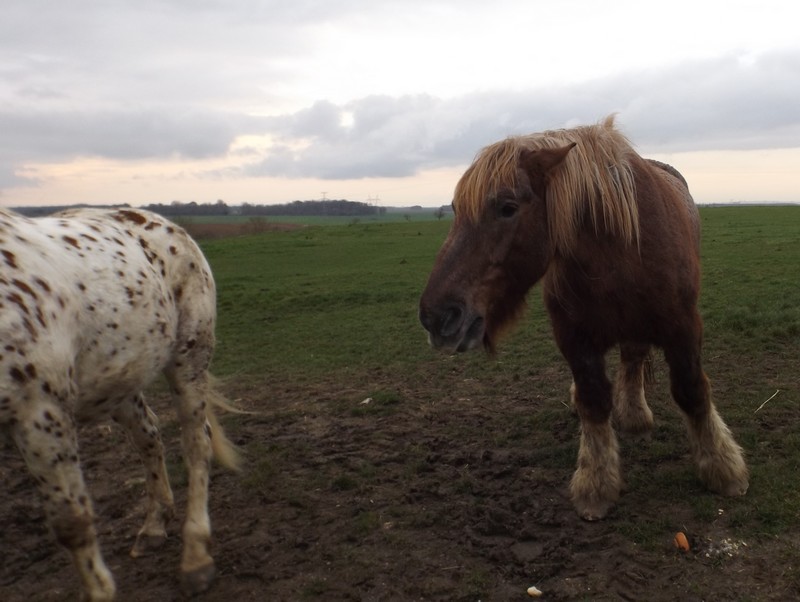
xmin=204 ymin=374 xmax=245 ymax=471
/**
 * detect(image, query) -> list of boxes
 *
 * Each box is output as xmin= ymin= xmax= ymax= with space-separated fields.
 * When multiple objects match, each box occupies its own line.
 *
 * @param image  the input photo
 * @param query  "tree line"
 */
xmin=142 ymin=199 xmax=384 ymax=217
xmin=13 ymin=199 xmax=386 ymax=218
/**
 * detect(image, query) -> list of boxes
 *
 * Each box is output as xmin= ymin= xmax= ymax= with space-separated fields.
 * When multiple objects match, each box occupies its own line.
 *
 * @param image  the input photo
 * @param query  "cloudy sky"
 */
xmin=2 ymin=0 xmax=798 ymax=208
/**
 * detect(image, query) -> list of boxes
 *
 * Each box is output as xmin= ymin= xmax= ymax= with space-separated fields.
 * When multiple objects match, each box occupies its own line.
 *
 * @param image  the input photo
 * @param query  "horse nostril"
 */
xmin=439 ymin=304 xmax=464 ymax=338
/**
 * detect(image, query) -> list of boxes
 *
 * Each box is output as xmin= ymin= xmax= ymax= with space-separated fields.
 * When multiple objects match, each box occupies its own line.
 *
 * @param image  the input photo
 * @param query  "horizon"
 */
xmin=7 ymin=199 xmax=799 ymax=215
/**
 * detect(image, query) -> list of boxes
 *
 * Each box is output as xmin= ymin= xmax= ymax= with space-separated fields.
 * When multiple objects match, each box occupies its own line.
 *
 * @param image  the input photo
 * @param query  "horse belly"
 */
xmin=550 ymin=241 xmax=696 ymax=346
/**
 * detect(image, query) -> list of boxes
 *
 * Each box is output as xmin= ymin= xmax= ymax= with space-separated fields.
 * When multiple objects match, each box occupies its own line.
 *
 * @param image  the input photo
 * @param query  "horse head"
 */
xmin=419 ymin=142 xmax=575 ymax=353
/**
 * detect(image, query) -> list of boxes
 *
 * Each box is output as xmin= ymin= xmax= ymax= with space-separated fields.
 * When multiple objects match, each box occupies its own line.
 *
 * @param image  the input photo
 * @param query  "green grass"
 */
xmin=700 ymin=206 xmax=800 ymax=352
xmin=204 ymin=220 xmax=448 ymax=382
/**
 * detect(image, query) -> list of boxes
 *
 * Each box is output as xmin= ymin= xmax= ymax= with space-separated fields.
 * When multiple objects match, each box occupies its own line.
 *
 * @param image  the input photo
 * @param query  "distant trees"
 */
xmin=238 ymin=199 xmax=383 ymax=217
xmin=12 ymin=203 xmax=132 ymax=217
xmin=434 ymin=205 xmax=452 ymax=220
xmin=142 ymin=200 xmax=230 ymax=217
xmin=12 ymin=199 xmax=437 ymax=219
xmin=141 ymin=199 xmax=384 ymax=218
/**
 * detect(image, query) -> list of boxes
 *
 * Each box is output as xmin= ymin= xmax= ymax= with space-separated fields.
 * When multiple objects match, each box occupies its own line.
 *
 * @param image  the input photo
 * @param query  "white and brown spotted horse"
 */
xmin=0 ymin=207 xmax=239 ymax=600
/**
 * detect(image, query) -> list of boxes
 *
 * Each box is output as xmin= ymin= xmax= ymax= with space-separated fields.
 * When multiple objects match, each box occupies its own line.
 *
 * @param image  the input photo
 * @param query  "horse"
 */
xmin=0 ymin=207 xmax=239 ymax=600
xmin=419 ymin=116 xmax=748 ymax=520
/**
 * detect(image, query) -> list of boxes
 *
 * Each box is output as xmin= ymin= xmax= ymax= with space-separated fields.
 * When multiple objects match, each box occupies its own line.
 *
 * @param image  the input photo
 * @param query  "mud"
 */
xmin=1 ymin=367 xmax=797 ymax=601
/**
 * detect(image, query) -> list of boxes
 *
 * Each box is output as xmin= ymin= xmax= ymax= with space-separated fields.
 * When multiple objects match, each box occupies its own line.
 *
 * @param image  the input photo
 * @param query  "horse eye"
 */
xmin=499 ymin=202 xmax=518 ymax=219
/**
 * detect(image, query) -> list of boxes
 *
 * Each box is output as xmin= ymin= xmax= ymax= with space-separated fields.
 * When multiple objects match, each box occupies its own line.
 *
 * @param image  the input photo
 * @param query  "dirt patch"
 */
xmin=2 ymin=365 xmax=799 ymax=601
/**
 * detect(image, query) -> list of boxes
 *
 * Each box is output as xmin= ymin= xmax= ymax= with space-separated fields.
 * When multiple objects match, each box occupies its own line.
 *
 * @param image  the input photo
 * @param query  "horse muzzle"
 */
xmin=419 ymin=302 xmax=485 ymax=353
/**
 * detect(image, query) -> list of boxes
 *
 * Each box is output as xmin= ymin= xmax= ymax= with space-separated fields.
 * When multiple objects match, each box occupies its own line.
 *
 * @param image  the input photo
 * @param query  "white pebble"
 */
xmin=527 ymin=585 xmax=543 ymax=597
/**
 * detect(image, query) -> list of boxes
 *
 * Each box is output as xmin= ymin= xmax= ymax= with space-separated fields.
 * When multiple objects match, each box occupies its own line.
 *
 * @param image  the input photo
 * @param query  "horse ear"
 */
xmin=521 ymin=142 xmax=577 ymax=178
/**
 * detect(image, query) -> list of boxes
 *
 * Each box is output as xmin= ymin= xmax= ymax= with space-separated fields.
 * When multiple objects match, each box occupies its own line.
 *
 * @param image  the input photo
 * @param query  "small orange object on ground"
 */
xmin=674 ymin=532 xmax=690 ymax=551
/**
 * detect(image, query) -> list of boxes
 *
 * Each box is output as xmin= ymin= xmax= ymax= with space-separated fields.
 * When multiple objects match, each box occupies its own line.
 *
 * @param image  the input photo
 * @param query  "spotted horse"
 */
xmin=0 ymin=207 xmax=240 ymax=600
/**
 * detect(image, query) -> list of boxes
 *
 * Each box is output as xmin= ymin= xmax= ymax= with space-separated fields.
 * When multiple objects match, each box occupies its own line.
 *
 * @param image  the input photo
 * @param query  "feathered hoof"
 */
xmin=612 ymin=401 xmax=654 ymax=438
xmin=708 ymin=473 xmax=749 ymax=497
xmin=180 ymin=561 xmax=216 ymax=596
xmin=79 ymin=583 xmax=116 ymax=602
xmin=697 ymin=446 xmax=749 ymax=498
xmin=130 ymin=533 xmax=167 ymax=558
xmin=573 ymin=497 xmax=615 ymax=521
xmin=569 ymin=458 xmax=621 ymax=522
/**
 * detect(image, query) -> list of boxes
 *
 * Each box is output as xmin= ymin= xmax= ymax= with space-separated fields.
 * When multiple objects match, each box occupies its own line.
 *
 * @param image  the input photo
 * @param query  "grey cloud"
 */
xmin=243 ymin=49 xmax=800 ymax=180
xmin=0 ymin=1 xmax=322 ymax=113
xmin=617 ymin=51 xmax=800 ymax=151
xmin=1 ymin=44 xmax=798 ymax=188
xmin=246 ymin=96 xmax=452 ymax=179
xmin=0 ymin=108 xmax=247 ymax=162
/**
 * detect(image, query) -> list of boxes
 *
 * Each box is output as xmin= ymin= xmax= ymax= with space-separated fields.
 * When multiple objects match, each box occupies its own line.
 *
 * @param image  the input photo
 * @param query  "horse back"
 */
xmin=0 ymin=208 xmax=215 ymax=418
xmin=645 ymin=158 xmax=700 ymax=246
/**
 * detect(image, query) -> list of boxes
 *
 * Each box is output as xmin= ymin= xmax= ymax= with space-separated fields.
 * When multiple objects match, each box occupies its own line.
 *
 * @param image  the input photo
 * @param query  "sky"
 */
xmin=1 ymin=0 xmax=799 ymax=208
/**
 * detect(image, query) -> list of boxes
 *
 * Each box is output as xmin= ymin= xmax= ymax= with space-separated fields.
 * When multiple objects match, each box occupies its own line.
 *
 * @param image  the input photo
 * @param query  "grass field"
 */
xmin=3 ymin=205 xmax=799 ymax=601
xmin=203 ymin=205 xmax=799 ymax=381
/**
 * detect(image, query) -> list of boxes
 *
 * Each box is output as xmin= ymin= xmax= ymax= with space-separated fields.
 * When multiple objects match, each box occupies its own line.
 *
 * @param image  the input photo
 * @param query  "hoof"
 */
xmin=612 ymin=406 xmax=654 ymax=438
xmin=714 ymin=477 xmax=749 ymax=497
xmin=574 ymin=499 xmax=614 ymax=521
xmin=180 ymin=561 xmax=216 ymax=596
xmin=696 ymin=446 xmax=749 ymax=498
xmin=130 ymin=533 xmax=167 ymax=558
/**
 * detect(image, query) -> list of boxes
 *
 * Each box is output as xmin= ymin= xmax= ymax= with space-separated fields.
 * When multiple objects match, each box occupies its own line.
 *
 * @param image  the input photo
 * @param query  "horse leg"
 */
xmin=664 ymin=327 xmax=748 ymax=496
xmin=613 ymin=343 xmax=654 ymax=436
xmin=566 ymin=352 xmax=622 ymax=520
xmin=164 ymin=365 xmax=217 ymax=596
xmin=12 ymin=401 xmax=116 ymax=601
xmin=112 ymin=393 xmax=175 ymax=557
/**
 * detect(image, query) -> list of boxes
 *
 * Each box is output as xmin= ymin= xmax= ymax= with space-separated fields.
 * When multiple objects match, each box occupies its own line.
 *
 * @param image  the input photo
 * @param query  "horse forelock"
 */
xmin=453 ymin=139 xmax=523 ymax=222
xmin=453 ymin=116 xmax=640 ymax=253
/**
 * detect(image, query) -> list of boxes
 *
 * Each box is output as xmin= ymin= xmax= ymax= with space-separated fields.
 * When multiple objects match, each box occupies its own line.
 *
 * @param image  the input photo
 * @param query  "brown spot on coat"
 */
xmin=62 ymin=236 xmax=81 ymax=249
xmin=2 ymin=249 xmax=18 ymax=268
xmin=9 ymin=366 xmax=27 ymax=383
xmin=114 ymin=210 xmax=147 ymax=225
xmin=34 ymin=277 xmax=52 ymax=293
xmin=7 ymin=292 xmax=29 ymax=315
xmin=3 ymin=249 xmax=19 ymax=268
xmin=12 ymin=279 xmax=38 ymax=299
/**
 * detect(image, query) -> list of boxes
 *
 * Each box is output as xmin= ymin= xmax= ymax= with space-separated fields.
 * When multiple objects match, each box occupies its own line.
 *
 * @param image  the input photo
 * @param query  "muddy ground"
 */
xmin=2 ymin=352 xmax=799 ymax=602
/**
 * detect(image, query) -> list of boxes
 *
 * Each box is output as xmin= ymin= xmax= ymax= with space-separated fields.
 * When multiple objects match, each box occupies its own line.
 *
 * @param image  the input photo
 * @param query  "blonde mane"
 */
xmin=454 ymin=115 xmax=640 ymax=252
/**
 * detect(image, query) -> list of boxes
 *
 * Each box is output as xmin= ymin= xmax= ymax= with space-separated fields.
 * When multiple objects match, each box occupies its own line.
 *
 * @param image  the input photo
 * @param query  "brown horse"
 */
xmin=419 ymin=116 xmax=748 ymax=520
